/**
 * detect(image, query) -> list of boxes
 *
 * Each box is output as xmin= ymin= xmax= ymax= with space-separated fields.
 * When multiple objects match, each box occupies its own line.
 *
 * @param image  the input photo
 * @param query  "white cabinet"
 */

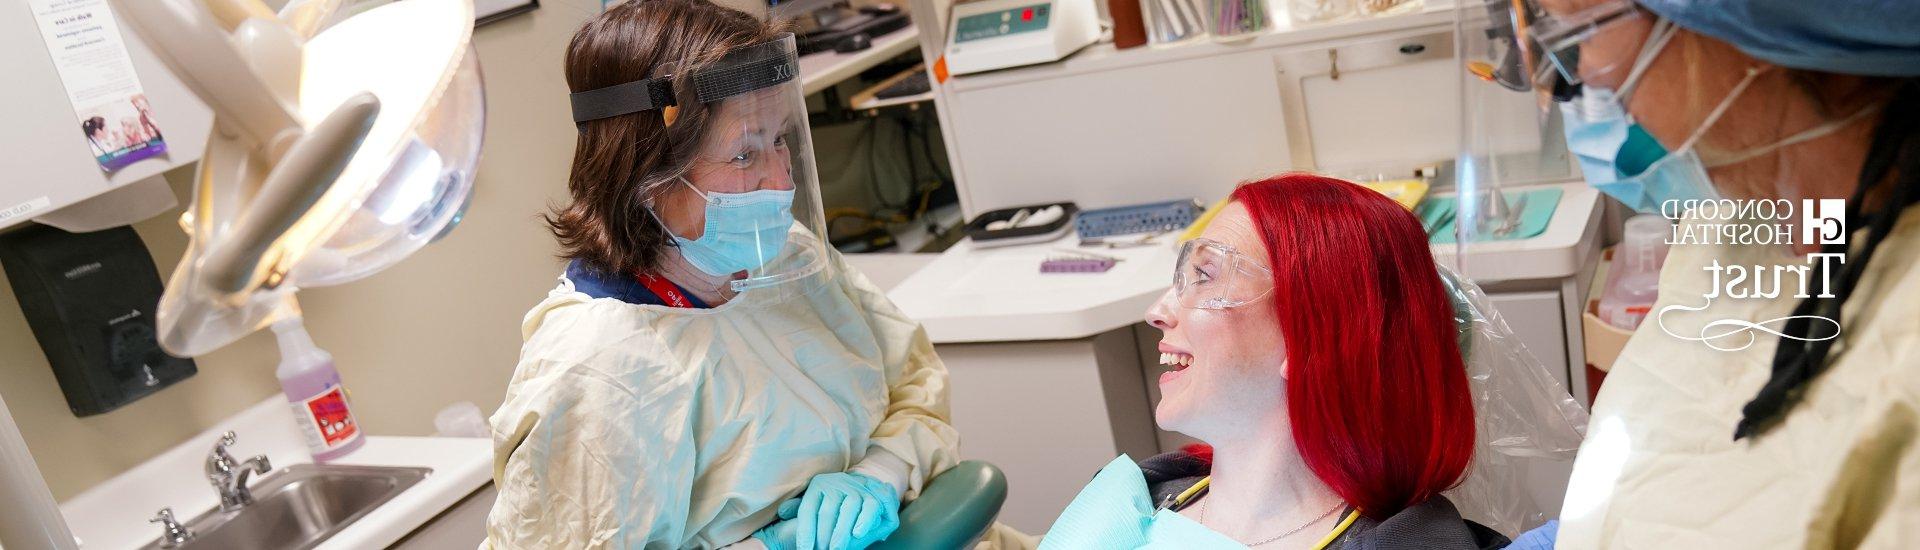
xmin=932 ymin=9 xmax=1539 ymax=217
xmin=1270 ymin=26 xmax=1460 ymax=172
xmin=391 ymin=484 xmax=496 ymax=550
xmin=1488 ymin=290 xmax=1572 ymax=391
xmin=939 ymin=328 xmax=1159 ymax=534
xmin=943 ymin=50 xmax=1292 ymax=215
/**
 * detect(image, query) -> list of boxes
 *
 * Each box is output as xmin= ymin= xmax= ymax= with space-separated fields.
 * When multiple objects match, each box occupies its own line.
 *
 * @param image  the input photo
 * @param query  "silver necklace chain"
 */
xmin=1197 ymin=497 xmax=1344 ymax=547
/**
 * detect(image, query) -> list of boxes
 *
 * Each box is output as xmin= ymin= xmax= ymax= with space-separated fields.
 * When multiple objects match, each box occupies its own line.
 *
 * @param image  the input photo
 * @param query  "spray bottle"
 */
xmin=273 ymin=318 xmax=364 ymax=461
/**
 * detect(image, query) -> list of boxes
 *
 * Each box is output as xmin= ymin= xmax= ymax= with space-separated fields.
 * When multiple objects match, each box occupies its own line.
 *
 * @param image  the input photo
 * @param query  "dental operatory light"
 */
xmin=107 ymin=0 xmax=487 ymax=356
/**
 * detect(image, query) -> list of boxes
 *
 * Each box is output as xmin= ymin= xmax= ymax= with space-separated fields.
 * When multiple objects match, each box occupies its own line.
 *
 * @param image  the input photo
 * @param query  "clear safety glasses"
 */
xmin=1168 ymin=238 xmax=1274 ymax=310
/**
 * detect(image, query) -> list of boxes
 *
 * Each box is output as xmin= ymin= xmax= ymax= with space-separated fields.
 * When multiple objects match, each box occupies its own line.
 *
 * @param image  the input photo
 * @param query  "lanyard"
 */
xmin=634 ymin=273 xmax=694 ymax=308
xmin=1171 ymin=476 xmax=1358 ymax=549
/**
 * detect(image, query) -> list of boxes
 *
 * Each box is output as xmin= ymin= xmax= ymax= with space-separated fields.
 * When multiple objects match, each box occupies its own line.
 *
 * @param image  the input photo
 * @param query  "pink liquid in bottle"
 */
xmin=274 ymin=319 xmax=364 ymax=462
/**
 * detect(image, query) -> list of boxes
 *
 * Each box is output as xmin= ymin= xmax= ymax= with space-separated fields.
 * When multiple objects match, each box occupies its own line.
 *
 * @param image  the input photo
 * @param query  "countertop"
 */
xmin=888 ymin=236 xmax=1179 ymax=344
xmin=57 ymin=398 xmax=491 ymax=550
xmin=1430 ymin=181 xmax=1607 ymax=284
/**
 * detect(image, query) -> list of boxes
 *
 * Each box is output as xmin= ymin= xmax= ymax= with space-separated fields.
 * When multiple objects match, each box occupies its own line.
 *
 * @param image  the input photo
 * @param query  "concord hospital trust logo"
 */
xmin=1655 ymin=199 xmax=1847 ymax=351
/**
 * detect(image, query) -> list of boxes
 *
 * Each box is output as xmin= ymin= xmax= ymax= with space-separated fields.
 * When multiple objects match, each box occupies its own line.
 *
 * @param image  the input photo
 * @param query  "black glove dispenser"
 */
xmin=0 ymin=223 xmax=195 ymax=416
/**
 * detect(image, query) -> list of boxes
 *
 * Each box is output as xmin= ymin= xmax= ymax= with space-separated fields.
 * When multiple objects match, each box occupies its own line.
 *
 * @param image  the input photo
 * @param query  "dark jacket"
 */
xmin=1137 ymin=452 xmax=1510 ymax=550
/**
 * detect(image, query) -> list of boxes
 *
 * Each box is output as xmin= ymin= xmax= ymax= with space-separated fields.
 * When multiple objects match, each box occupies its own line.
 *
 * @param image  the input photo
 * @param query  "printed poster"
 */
xmin=28 ymin=0 xmax=168 ymax=172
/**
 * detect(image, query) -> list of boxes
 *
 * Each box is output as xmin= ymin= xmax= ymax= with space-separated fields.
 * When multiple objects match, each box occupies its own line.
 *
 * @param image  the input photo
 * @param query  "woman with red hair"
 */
xmin=1041 ymin=173 xmax=1501 ymax=549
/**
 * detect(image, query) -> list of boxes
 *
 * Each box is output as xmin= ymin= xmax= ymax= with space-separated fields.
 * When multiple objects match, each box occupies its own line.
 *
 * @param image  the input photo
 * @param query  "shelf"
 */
xmin=849 ymin=61 xmax=936 ymax=111
xmin=855 ymin=90 xmax=937 ymax=110
xmin=943 ymin=6 xmax=1457 ymax=92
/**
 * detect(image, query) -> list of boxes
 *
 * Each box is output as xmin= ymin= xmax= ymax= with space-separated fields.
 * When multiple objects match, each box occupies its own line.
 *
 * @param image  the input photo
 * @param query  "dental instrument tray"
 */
xmin=1074 ymin=199 xmax=1204 ymax=239
xmin=964 ymin=202 xmax=1080 ymax=248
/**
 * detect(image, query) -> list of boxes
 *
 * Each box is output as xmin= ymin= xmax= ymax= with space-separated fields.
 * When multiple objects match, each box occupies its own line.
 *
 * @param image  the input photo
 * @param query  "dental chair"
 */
xmin=873 ymin=460 xmax=1009 ymax=549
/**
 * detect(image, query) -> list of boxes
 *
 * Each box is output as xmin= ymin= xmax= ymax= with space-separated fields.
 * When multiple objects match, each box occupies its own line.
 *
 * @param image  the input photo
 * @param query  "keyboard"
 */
xmin=876 ymin=71 xmax=931 ymax=99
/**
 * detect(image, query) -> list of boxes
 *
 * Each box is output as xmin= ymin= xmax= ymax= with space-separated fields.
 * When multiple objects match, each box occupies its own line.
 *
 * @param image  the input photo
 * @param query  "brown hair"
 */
xmin=546 ymin=0 xmax=780 ymax=275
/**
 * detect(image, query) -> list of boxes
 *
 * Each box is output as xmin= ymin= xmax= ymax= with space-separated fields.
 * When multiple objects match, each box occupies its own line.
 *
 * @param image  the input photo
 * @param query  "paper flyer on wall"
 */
xmin=28 ymin=0 xmax=168 ymax=173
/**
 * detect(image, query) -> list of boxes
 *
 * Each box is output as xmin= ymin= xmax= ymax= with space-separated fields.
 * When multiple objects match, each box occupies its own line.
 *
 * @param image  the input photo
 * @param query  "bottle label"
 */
xmin=292 ymin=384 xmax=359 ymax=451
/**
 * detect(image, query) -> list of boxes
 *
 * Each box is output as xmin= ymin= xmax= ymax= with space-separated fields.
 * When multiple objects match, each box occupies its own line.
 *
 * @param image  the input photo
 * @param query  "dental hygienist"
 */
xmin=1508 ymin=0 xmax=1920 ymax=546
xmin=482 ymin=2 xmax=958 ymax=548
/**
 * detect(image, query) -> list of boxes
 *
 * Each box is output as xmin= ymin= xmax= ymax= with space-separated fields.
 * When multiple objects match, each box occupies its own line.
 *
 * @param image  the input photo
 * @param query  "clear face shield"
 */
xmin=569 ymin=33 xmax=829 ymax=293
xmin=1450 ymin=0 xmax=1582 ymax=254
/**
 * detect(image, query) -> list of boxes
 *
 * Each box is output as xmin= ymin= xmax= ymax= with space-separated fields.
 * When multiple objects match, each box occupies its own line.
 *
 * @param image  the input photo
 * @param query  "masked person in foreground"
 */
xmin=483 ymin=2 xmax=962 ymax=548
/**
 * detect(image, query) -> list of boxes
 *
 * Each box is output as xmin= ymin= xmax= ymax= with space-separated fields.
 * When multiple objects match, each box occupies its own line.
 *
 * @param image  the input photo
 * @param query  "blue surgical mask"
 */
xmin=1560 ymin=91 xmax=1720 ymax=213
xmin=1557 ymin=18 xmax=1720 ymax=213
xmin=670 ymin=178 xmax=794 ymax=277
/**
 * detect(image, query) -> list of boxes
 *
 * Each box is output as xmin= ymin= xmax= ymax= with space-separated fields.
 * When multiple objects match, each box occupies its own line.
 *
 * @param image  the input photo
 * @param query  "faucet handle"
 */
xmin=149 ymin=507 xmax=193 ymax=546
xmin=206 ymin=431 xmax=240 ymax=480
xmin=209 ymin=431 xmax=238 ymax=462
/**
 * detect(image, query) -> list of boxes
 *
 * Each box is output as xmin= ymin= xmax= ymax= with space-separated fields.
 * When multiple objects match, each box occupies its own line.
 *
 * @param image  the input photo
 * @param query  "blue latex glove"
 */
xmin=752 ymin=499 xmax=804 ymax=550
xmin=1507 ymin=519 xmax=1558 ymax=550
xmin=795 ymin=472 xmax=901 ymax=550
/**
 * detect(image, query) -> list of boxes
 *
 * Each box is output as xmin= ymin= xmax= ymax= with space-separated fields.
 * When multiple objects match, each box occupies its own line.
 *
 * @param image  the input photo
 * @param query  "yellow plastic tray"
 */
xmin=1359 ymin=179 xmax=1430 ymax=211
xmin=1181 ymin=179 xmax=1428 ymax=242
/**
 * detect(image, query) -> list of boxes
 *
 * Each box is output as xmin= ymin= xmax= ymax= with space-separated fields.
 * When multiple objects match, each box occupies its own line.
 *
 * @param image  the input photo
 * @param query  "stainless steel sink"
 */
xmin=143 ymin=464 xmax=431 ymax=550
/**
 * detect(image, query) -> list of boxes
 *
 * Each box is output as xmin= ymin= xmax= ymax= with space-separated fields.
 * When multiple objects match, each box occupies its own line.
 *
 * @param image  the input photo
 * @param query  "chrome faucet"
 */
xmin=205 ymin=431 xmax=272 ymax=511
xmin=148 ymin=507 xmax=193 ymax=547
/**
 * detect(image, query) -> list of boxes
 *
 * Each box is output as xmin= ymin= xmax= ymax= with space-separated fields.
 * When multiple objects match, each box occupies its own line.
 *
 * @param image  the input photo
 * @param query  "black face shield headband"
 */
xmin=568 ymin=33 xmax=800 ymax=124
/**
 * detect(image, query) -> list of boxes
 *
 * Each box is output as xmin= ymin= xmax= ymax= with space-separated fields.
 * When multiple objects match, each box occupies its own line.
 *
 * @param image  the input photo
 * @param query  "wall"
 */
xmin=0 ymin=0 xmax=603 ymax=501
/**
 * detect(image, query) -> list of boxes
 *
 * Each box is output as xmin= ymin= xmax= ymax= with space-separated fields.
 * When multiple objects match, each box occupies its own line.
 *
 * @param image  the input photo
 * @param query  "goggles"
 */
xmin=1469 ymin=0 xmax=1653 ymax=101
xmin=1167 ymin=238 xmax=1274 ymax=310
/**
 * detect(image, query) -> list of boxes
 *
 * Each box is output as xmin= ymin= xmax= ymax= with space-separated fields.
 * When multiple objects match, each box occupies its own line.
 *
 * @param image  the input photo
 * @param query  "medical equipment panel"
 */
xmin=945 ymin=0 xmax=1100 ymax=75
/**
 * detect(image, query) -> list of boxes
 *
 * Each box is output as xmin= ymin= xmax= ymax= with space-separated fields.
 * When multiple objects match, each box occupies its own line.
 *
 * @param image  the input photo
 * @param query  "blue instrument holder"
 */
xmin=1074 ymin=200 xmax=1203 ymax=239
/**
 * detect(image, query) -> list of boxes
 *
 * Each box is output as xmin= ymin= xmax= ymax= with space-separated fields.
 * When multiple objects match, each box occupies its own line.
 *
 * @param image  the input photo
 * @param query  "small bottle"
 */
xmin=274 ymin=318 xmax=364 ymax=461
xmin=1597 ymin=215 xmax=1672 ymax=330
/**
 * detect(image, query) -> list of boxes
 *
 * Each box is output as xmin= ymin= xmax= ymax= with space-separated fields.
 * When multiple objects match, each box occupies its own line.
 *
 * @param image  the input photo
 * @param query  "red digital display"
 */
xmin=1022 ymin=8 xmax=1033 ymax=21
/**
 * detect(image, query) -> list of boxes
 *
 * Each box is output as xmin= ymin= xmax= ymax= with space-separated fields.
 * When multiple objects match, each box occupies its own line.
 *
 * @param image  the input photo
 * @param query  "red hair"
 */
xmin=1202 ymin=174 xmax=1475 ymax=519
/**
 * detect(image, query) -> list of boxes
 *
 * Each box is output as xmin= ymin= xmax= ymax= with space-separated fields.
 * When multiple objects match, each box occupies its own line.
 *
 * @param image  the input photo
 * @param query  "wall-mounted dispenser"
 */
xmin=0 ymin=224 xmax=195 ymax=416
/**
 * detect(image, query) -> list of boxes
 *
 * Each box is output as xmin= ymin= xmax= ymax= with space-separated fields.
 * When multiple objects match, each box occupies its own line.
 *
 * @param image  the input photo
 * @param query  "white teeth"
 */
xmin=1159 ymin=353 xmax=1195 ymax=367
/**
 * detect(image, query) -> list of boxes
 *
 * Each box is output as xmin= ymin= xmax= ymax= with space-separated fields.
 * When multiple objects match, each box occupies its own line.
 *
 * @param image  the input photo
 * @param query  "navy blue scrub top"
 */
xmin=565 ymin=259 xmax=711 ymax=309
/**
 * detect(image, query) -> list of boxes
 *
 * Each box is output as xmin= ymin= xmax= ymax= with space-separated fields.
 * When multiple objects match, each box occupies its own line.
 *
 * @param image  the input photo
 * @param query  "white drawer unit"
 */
xmin=1489 ymin=290 xmax=1573 ymax=391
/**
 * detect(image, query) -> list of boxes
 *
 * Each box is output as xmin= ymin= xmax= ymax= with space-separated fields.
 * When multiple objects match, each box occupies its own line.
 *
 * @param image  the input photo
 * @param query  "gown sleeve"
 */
xmin=485 ymin=359 xmax=701 ymax=549
xmin=833 ymin=251 xmax=964 ymax=500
